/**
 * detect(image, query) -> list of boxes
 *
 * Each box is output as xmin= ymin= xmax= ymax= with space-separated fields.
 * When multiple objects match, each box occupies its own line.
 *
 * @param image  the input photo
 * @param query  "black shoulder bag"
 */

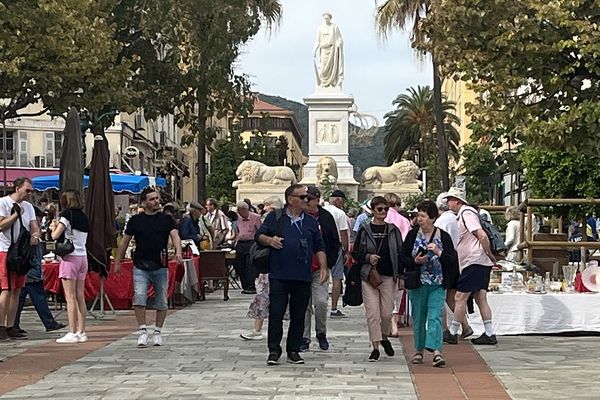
xmin=55 ymin=210 xmax=75 ymax=257
xmin=249 ymin=209 xmax=284 ymax=274
xmin=6 ymin=213 xmax=34 ymax=277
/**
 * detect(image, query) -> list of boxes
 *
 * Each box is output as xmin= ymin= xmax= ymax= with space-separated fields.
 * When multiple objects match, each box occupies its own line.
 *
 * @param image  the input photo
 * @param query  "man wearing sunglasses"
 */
xmin=256 ymin=184 xmax=328 ymax=366
xmin=0 ymin=177 xmax=39 ymax=340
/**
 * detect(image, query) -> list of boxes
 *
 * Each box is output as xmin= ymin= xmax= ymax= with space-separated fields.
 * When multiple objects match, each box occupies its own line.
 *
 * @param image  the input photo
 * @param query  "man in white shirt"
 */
xmin=323 ymin=189 xmax=349 ymax=318
xmin=0 ymin=177 xmax=40 ymax=340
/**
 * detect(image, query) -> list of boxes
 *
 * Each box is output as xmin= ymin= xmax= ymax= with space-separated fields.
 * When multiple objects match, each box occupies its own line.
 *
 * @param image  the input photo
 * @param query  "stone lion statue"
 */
xmin=232 ymin=160 xmax=297 ymax=187
xmin=316 ymin=156 xmax=338 ymax=186
xmin=361 ymin=160 xmax=422 ymax=189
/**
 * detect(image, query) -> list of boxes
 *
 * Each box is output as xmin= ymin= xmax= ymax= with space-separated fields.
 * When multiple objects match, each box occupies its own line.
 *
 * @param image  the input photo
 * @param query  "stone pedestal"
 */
xmin=235 ymin=184 xmax=286 ymax=206
xmin=358 ymin=184 xmax=422 ymax=202
xmin=299 ymin=91 xmax=359 ymax=198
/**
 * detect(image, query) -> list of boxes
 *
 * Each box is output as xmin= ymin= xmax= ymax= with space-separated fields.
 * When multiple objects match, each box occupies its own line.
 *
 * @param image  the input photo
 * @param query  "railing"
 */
xmin=516 ymin=198 xmax=600 ymax=266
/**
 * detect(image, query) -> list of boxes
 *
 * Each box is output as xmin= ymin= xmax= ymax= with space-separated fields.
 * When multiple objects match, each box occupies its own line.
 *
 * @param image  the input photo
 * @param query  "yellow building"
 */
xmin=442 ymin=79 xmax=477 ymax=147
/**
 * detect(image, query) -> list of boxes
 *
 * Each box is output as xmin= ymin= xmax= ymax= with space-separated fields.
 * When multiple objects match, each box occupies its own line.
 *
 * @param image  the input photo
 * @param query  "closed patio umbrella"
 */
xmin=85 ymin=135 xmax=115 ymax=278
xmin=59 ymin=107 xmax=84 ymax=195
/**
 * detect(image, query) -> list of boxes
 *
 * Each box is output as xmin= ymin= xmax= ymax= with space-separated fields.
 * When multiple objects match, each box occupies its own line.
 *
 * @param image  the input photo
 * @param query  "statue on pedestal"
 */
xmin=361 ymin=160 xmax=422 ymax=189
xmin=313 ymin=12 xmax=344 ymax=89
xmin=232 ymin=160 xmax=297 ymax=187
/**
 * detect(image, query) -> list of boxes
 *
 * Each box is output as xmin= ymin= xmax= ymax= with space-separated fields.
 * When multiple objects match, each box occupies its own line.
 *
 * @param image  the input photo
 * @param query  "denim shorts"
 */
xmin=331 ymin=248 xmax=345 ymax=280
xmin=133 ymin=267 xmax=169 ymax=310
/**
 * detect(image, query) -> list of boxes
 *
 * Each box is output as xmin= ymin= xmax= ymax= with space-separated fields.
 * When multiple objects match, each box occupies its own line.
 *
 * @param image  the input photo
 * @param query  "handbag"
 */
xmin=367 ymin=224 xmax=388 ymax=288
xmin=55 ymin=210 xmax=75 ymax=257
xmin=249 ymin=209 xmax=284 ymax=274
xmin=343 ymin=263 xmax=363 ymax=306
xmin=405 ymin=227 xmax=438 ymax=290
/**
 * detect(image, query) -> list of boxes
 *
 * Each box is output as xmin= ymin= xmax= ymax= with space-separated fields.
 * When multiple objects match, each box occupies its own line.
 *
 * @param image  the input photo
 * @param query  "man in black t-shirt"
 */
xmin=115 ymin=188 xmax=182 ymax=347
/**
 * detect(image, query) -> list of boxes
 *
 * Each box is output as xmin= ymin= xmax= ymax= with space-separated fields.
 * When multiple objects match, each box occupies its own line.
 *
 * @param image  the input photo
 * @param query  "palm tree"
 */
xmin=375 ymin=0 xmax=451 ymax=190
xmin=383 ymin=86 xmax=460 ymax=165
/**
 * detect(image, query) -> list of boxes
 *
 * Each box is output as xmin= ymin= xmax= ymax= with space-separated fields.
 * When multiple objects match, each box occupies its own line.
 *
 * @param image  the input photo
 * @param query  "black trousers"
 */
xmin=234 ymin=241 xmax=255 ymax=291
xmin=267 ymin=277 xmax=311 ymax=357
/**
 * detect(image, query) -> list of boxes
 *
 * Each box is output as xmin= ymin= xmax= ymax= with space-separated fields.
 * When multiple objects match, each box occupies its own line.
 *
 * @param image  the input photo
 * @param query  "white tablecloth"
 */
xmin=468 ymin=292 xmax=600 ymax=335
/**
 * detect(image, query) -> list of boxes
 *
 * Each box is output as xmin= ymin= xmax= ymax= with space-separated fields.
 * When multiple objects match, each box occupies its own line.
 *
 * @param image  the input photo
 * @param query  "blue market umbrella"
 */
xmin=59 ymin=107 xmax=84 ymax=195
xmin=85 ymin=135 xmax=115 ymax=277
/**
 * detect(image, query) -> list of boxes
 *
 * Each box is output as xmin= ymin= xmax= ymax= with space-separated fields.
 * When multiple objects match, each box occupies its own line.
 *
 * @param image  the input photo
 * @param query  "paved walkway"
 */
xmin=1 ymin=291 xmax=600 ymax=399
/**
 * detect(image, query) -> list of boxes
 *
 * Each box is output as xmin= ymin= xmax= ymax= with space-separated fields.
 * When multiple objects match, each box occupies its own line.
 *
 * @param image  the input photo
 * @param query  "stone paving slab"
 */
xmin=476 ymin=335 xmax=600 ymax=400
xmin=0 ymin=292 xmax=417 ymax=399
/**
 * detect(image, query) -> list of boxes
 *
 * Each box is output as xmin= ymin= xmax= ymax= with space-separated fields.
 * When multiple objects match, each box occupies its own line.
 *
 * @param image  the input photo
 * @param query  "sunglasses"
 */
xmin=25 ymin=189 xmax=33 ymax=193
xmin=374 ymin=206 xmax=389 ymax=212
xmin=291 ymin=194 xmax=309 ymax=200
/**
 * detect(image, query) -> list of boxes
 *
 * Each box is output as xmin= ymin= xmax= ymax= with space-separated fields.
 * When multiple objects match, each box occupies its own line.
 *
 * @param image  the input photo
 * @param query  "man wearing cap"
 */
xmin=323 ymin=189 xmax=350 ymax=318
xmin=234 ymin=201 xmax=262 ymax=294
xmin=443 ymin=187 xmax=497 ymax=345
xmin=301 ymin=186 xmax=340 ymax=351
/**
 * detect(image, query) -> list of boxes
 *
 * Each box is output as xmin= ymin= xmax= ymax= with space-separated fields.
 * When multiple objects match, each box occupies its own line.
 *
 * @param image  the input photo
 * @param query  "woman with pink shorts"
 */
xmin=51 ymin=190 xmax=90 ymax=344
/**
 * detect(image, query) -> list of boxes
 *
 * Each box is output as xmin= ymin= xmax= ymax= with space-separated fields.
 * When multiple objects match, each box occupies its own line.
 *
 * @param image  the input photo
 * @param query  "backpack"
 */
xmin=6 ymin=213 xmax=34 ymax=279
xmin=249 ymin=209 xmax=284 ymax=274
xmin=460 ymin=209 xmax=507 ymax=256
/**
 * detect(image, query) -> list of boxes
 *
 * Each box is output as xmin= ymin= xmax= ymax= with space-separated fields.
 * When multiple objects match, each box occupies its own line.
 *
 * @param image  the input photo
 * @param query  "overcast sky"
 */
xmin=237 ymin=0 xmax=432 ymax=125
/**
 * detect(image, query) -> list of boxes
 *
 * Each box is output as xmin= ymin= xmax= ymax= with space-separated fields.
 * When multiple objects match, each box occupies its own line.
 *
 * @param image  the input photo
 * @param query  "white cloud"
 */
xmin=238 ymin=0 xmax=432 ymax=123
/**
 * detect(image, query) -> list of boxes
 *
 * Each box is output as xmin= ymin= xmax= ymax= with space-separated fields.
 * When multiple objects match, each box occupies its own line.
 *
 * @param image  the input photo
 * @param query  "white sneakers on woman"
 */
xmin=56 ymin=331 xmax=88 ymax=344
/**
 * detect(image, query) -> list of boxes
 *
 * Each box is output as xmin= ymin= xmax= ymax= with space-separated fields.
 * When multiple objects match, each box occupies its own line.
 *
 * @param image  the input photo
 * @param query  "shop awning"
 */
xmin=32 ymin=173 xmax=166 ymax=194
xmin=0 ymin=168 xmax=60 ymax=187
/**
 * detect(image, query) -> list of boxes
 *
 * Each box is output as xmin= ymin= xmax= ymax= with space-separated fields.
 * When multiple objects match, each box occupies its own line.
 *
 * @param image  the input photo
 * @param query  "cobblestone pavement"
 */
xmin=3 ymin=291 xmax=600 ymax=399
xmin=477 ymin=335 xmax=600 ymax=400
xmin=1 ymin=292 xmax=417 ymax=400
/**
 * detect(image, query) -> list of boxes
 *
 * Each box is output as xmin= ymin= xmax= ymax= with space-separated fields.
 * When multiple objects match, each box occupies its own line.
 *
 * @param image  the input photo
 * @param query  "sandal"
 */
xmin=411 ymin=352 xmax=424 ymax=364
xmin=433 ymin=354 xmax=446 ymax=368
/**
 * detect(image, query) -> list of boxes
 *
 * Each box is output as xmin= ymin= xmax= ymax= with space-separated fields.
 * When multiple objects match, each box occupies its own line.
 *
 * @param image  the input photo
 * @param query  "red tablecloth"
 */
xmin=42 ymin=258 xmax=198 ymax=309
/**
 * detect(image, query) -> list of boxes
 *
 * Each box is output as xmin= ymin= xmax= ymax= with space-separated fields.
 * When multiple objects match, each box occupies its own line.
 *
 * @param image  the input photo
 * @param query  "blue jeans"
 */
xmin=14 ymin=280 xmax=60 ymax=330
xmin=268 ymin=277 xmax=311 ymax=356
xmin=408 ymin=284 xmax=446 ymax=352
xmin=133 ymin=267 xmax=169 ymax=311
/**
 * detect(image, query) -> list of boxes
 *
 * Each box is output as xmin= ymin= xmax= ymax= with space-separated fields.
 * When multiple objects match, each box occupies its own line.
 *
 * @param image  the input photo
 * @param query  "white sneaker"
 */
xmin=137 ymin=331 xmax=148 ymax=347
xmin=153 ymin=332 xmax=162 ymax=346
xmin=77 ymin=332 xmax=88 ymax=343
xmin=240 ymin=330 xmax=264 ymax=340
xmin=56 ymin=332 xmax=79 ymax=344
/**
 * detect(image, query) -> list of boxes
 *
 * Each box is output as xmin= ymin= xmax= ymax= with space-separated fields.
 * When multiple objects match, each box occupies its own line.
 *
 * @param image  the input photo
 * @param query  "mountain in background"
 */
xmin=258 ymin=93 xmax=387 ymax=179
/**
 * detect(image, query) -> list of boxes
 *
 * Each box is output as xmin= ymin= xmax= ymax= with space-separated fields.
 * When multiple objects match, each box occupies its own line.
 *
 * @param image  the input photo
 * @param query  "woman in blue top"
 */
xmin=400 ymin=200 xmax=458 ymax=367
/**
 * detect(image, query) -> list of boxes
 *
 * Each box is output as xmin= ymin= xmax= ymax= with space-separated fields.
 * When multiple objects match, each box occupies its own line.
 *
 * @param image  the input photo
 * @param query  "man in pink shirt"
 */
xmin=443 ymin=188 xmax=497 ymax=345
xmin=235 ymin=201 xmax=262 ymax=294
xmin=384 ymin=193 xmax=411 ymax=240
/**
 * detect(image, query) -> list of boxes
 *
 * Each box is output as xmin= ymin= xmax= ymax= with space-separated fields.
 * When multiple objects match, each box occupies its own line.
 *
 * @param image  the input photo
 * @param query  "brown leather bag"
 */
xmin=367 ymin=267 xmax=383 ymax=288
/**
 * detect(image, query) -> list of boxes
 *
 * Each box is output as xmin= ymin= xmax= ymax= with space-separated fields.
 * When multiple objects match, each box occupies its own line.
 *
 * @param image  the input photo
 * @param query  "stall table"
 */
xmin=42 ymin=257 xmax=199 ymax=309
xmin=469 ymin=292 xmax=600 ymax=336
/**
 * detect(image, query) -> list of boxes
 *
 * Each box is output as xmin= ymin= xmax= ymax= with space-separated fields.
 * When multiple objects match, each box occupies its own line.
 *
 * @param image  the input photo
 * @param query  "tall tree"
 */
xmin=375 ymin=0 xmax=451 ymax=190
xmin=383 ymin=86 xmax=460 ymax=165
xmin=424 ymin=0 xmax=600 ymax=154
xmin=137 ymin=0 xmax=281 ymax=200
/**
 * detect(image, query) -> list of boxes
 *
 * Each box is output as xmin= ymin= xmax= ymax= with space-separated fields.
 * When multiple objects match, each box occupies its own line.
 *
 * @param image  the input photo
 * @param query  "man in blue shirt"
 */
xmin=256 ymin=184 xmax=328 ymax=365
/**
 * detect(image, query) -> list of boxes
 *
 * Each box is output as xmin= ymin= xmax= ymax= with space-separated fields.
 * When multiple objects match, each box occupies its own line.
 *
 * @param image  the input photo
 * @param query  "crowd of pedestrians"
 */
xmin=1 ymin=176 xmax=502 ymax=368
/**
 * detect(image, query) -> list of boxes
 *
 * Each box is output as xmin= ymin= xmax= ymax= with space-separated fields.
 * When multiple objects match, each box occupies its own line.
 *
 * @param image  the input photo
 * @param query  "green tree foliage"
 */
xmin=383 ymin=86 xmax=460 ymax=164
xmin=0 ymin=0 xmax=129 ymax=123
xmin=425 ymin=0 xmax=600 ymax=154
xmin=460 ymin=143 xmax=498 ymax=205
xmin=136 ymin=0 xmax=281 ymax=199
xmin=521 ymin=149 xmax=600 ymax=219
xmin=206 ymin=137 xmax=243 ymax=203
